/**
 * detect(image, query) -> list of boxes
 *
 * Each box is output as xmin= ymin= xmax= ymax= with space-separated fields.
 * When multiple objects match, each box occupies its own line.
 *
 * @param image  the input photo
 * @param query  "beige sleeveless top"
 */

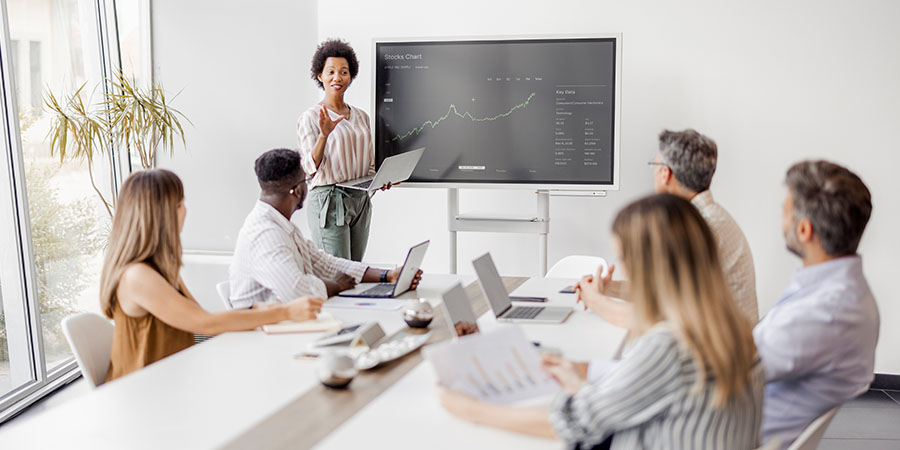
xmin=105 ymin=300 xmax=194 ymax=383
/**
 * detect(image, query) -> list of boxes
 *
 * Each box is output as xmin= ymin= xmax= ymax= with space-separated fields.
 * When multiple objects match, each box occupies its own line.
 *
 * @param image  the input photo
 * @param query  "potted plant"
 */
xmin=43 ymin=70 xmax=189 ymax=217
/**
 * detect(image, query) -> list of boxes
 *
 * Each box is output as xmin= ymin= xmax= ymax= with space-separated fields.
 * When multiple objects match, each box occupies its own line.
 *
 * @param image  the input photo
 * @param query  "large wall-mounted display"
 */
xmin=373 ymin=36 xmax=621 ymax=190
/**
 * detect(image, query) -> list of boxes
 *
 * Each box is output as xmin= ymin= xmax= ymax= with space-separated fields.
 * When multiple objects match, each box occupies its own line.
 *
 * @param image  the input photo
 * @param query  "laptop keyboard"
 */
xmin=361 ymin=283 xmax=396 ymax=297
xmin=353 ymin=179 xmax=374 ymax=189
xmin=505 ymin=306 xmax=543 ymax=319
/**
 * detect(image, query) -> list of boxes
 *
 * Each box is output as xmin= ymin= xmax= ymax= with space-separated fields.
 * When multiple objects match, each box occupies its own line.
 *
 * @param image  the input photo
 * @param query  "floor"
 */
xmin=819 ymin=389 xmax=900 ymax=449
xmin=4 ymin=379 xmax=900 ymax=448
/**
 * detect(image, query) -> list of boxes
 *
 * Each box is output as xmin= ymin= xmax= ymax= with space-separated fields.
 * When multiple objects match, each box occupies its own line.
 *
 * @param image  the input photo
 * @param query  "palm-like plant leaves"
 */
xmin=43 ymin=70 xmax=189 ymax=217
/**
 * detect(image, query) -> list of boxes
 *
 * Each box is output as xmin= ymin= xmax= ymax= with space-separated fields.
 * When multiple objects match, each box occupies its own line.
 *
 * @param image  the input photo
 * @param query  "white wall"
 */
xmin=152 ymin=1 xmax=900 ymax=374
xmin=318 ymin=0 xmax=900 ymax=374
xmin=151 ymin=0 xmax=320 ymax=250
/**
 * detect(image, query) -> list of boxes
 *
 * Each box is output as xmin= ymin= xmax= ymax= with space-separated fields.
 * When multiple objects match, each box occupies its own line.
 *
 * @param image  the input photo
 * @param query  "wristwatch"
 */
xmin=380 ymin=270 xmax=389 ymax=283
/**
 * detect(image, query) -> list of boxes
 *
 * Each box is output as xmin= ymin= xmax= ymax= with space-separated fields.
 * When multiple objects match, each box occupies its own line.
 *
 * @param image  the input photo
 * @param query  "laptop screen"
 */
xmin=393 ymin=240 xmax=430 ymax=295
xmin=472 ymin=253 xmax=512 ymax=316
xmin=371 ymin=147 xmax=425 ymax=189
xmin=441 ymin=283 xmax=480 ymax=337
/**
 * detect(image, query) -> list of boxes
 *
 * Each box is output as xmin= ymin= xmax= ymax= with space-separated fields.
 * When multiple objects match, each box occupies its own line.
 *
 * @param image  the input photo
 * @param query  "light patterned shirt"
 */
xmin=227 ymin=201 xmax=368 ymax=308
xmin=551 ymin=324 xmax=764 ymax=450
xmin=297 ymin=104 xmax=375 ymax=187
xmin=754 ymin=256 xmax=879 ymax=449
xmin=691 ymin=190 xmax=759 ymax=321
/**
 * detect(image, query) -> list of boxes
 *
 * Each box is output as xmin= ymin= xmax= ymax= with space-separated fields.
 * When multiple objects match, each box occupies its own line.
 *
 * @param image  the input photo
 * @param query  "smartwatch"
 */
xmin=380 ymin=269 xmax=389 ymax=283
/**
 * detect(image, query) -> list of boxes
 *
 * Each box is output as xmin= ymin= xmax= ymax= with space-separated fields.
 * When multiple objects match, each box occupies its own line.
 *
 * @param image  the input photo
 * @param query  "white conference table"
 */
xmin=0 ymin=274 xmax=626 ymax=449
xmin=315 ymin=277 xmax=628 ymax=450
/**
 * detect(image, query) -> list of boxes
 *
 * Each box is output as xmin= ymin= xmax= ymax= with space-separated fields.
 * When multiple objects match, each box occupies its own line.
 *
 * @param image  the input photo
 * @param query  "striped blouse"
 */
xmin=550 ymin=324 xmax=764 ymax=450
xmin=297 ymin=104 xmax=375 ymax=188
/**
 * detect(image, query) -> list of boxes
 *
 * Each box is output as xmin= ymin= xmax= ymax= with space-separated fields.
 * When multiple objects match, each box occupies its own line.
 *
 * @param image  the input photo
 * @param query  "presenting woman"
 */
xmin=438 ymin=194 xmax=763 ymax=449
xmin=297 ymin=39 xmax=385 ymax=261
xmin=99 ymin=169 xmax=323 ymax=382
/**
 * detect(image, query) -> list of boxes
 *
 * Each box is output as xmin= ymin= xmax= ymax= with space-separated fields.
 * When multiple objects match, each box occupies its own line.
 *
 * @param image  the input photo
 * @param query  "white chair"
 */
xmin=181 ymin=252 xmax=232 ymax=312
xmin=785 ymin=407 xmax=839 ymax=450
xmin=215 ymin=281 xmax=232 ymax=310
xmin=546 ymin=255 xmax=608 ymax=279
xmin=61 ymin=312 xmax=115 ymax=388
xmin=755 ymin=438 xmax=782 ymax=450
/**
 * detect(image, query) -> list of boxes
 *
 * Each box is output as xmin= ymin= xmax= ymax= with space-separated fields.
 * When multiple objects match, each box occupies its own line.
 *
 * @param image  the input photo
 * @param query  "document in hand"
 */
xmin=423 ymin=326 xmax=560 ymax=404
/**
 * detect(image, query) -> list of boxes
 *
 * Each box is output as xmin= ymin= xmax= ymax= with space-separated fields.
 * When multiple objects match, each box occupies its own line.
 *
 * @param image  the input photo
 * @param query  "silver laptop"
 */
xmin=338 ymin=240 xmax=430 ymax=298
xmin=441 ymin=283 xmax=480 ymax=338
xmin=338 ymin=147 xmax=425 ymax=191
xmin=472 ymin=253 xmax=572 ymax=324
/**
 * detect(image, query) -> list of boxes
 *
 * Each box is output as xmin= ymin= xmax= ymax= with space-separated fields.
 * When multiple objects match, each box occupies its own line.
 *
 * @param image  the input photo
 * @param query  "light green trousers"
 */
xmin=306 ymin=185 xmax=372 ymax=261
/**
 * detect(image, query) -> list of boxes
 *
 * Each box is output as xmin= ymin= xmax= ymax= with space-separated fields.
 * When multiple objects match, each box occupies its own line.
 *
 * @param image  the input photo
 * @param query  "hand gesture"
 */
xmin=318 ymin=105 xmax=344 ymax=138
xmin=541 ymin=354 xmax=587 ymax=396
xmin=285 ymin=296 xmax=324 ymax=322
xmin=576 ymin=264 xmax=615 ymax=313
xmin=388 ymin=268 xmax=423 ymax=289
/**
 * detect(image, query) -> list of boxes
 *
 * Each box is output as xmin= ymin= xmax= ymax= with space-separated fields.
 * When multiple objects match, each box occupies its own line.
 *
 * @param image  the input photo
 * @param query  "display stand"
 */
xmin=447 ymin=188 xmax=550 ymax=275
xmin=446 ymin=188 xmax=609 ymax=275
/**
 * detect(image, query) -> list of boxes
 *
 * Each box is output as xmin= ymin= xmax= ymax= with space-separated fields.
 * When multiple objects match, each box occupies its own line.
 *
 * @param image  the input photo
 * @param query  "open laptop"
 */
xmin=441 ymin=283 xmax=480 ymax=338
xmin=472 ymin=253 xmax=572 ymax=324
xmin=338 ymin=147 xmax=425 ymax=192
xmin=338 ymin=240 xmax=430 ymax=298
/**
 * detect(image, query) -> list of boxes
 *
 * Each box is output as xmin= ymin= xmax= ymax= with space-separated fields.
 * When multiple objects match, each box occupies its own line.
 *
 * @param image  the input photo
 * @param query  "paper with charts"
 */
xmin=423 ymin=326 xmax=560 ymax=404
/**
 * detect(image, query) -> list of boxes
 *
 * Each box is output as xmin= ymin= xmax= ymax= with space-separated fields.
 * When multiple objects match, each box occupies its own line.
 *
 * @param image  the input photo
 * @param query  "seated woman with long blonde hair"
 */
xmin=439 ymin=194 xmax=763 ymax=449
xmin=99 ymin=169 xmax=323 ymax=382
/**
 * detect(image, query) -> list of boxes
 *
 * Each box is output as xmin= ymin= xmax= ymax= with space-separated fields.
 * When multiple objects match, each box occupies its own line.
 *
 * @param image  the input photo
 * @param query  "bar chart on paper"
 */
xmin=423 ymin=326 xmax=560 ymax=404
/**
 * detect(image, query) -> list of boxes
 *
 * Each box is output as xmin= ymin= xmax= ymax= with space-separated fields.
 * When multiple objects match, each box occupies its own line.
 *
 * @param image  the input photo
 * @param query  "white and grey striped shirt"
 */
xmin=550 ymin=324 xmax=764 ymax=450
xmin=691 ymin=190 xmax=759 ymax=322
xmin=297 ymin=104 xmax=375 ymax=188
xmin=227 ymin=201 xmax=368 ymax=308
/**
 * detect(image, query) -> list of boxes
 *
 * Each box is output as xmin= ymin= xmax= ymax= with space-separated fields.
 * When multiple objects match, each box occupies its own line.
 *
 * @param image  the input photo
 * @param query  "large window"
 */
xmin=0 ymin=0 xmax=149 ymax=421
xmin=10 ymin=0 xmax=109 ymax=371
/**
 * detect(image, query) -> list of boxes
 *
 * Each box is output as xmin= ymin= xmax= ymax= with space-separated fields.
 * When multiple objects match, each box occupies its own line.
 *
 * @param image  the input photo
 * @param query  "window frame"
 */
xmin=0 ymin=0 xmax=150 ymax=422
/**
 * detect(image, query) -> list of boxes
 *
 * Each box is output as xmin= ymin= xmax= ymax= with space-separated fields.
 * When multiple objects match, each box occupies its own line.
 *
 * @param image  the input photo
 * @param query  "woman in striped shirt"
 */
xmin=438 ymin=193 xmax=763 ymax=449
xmin=297 ymin=39 xmax=386 ymax=261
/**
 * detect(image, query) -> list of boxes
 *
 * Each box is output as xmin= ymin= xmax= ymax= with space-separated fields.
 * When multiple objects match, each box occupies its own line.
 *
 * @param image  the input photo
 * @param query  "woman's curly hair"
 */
xmin=310 ymin=39 xmax=359 ymax=89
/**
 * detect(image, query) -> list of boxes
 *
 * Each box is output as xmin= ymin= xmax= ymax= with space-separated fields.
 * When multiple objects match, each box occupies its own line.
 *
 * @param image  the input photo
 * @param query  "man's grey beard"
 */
xmin=785 ymin=226 xmax=805 ymax=258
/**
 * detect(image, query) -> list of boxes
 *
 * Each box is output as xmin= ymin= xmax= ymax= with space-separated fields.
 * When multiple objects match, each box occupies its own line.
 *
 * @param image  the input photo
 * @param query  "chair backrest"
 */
xmin=546 ymin=255 xmax=608 ymax=279
xmin=755 ymin=438 xmax=782 ymax=450
xmin=215 ymin=281 xmax=232 ymax=310
xmin=785 ymin=407 xmax=839 ymax=450
xmin=181 ymin=252 xmax=233 ymax=312
xmin=61 ymin=312 xmax=115 ymax=388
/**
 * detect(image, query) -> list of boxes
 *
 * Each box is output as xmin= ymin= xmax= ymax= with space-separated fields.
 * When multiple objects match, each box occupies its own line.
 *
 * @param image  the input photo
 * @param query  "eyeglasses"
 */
xmin=290 ymin=176 xmax=315 ymax=194
xmin=647 ymin=161 xmax=669 ymax=169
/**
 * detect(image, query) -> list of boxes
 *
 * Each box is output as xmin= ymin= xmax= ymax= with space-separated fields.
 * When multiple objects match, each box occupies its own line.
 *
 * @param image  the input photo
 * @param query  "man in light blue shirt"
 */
xmin=755 ymin=160 xmax=879 ymax=449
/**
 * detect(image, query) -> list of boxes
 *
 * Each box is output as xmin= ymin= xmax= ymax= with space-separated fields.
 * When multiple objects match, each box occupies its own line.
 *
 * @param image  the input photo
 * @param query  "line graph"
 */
xmin=391 ymin=92 xmax=536 ymax=142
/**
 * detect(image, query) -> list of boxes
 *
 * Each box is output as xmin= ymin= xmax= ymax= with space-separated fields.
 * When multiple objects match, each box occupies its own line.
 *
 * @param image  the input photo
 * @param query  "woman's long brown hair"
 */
xmin=613 ymin=193 xmax=757 ymax=407
xmin=99 ymin=169 xmax=184 ymax=318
